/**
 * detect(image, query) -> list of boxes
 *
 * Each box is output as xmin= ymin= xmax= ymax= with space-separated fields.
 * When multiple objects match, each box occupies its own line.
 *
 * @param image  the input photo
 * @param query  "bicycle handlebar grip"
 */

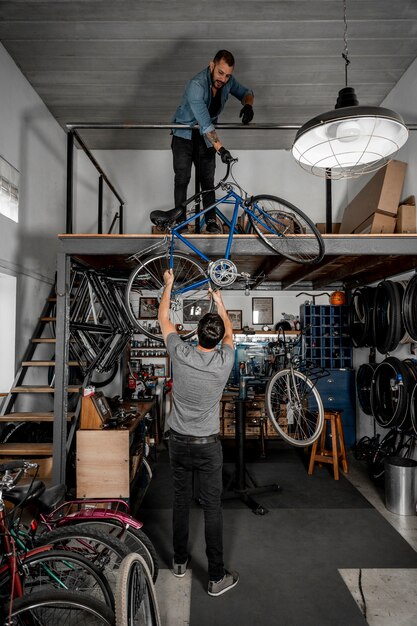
xmin=0 ymin=460 xmax=36 ymax=473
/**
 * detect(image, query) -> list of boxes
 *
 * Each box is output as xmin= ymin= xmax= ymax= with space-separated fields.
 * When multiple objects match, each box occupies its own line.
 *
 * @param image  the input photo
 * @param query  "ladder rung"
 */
xmin=22 ymin=361 xmax=80 ymax=367
xmin=0 ymin=412 xmax=75 ymax=422
xmin=0 ymin=443 xmax=53 ymax=456
xmin=32 ymin=338 xmax=56 ymax=343
xmin=11 ymin=385 xmax=81 ymax=393
xmin=40 ymin=317 xmax=56 ymax=322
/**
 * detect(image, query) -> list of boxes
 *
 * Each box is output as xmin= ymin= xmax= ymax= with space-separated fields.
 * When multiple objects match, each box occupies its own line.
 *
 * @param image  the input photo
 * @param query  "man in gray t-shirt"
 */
xmin=158 ymin=269 xmax=239 ymax=597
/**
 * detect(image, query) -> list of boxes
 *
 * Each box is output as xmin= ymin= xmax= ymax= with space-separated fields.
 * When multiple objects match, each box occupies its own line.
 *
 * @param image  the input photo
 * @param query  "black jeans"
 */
xmin=169 ymin=437 xmax=224 ymax=580
xmin=171 ymin=133 xmax=216 ymax=222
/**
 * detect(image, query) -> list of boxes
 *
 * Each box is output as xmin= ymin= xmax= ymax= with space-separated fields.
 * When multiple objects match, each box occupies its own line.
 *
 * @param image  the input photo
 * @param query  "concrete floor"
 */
xmin=153 ymin=453 xmax=417 ymax=626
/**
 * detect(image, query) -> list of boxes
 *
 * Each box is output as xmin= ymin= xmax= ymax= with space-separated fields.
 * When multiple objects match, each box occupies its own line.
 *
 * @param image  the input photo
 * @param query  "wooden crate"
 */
xmin=76 ymin=430 xmax=130 ymax=498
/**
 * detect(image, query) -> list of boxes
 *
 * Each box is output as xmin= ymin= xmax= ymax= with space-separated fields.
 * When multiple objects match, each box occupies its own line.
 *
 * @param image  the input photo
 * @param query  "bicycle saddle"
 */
xmin=150 ymin=207 xmax=184 ymax=227
xmin=5 ymin=479 xmax=46 ymax=506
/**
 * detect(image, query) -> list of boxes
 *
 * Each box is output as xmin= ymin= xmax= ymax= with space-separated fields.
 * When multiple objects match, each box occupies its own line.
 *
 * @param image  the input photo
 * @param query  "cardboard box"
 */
xmin=315 ymin=222 xmax=341 ymax=234
xmin=339 ymin=160 xmax=407 ymax=234
xmin=353 ymin=211 xmax=396 ymax=234
xmin=396 ymin=204 xmax=416 ymax=233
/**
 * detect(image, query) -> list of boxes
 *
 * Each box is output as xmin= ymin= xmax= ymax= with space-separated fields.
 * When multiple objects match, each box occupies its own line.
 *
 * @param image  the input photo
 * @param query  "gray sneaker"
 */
xmin=208 ymin=570 xmax=239 ymax=596
xmin=172 ymin=556 xmax=190 ymax=578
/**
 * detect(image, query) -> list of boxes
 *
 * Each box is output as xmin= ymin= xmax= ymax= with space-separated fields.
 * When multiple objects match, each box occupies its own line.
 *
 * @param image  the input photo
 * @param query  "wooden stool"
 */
xmin=308 ymin=410 xmax=348 ymax=480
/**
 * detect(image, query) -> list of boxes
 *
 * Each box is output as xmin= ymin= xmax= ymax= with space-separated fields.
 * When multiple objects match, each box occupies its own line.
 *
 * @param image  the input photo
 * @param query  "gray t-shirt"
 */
xmin=166 ymin=332 xmax=234 ymax=436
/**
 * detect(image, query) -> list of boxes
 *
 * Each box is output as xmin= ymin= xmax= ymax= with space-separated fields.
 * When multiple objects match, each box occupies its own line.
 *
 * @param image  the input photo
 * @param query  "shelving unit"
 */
xmin=300 ymin=304 xmax=352 ymax=369
xmin=129 ymin=335 xmax=170 ymax=379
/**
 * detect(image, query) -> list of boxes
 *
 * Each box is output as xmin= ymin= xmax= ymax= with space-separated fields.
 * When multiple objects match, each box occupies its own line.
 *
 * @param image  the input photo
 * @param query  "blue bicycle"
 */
xmin=125 ymin=159 xmax=324 ymax=342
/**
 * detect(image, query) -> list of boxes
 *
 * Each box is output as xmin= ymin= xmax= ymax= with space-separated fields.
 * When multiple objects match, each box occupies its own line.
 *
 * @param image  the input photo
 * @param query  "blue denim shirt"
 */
xmin=172 ymin=66 xmax=253 ymax=147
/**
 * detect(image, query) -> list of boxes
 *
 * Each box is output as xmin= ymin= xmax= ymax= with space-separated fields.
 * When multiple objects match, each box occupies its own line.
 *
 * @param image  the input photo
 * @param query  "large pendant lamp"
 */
xmin=291 ymin=0 xmax=409 ymax=180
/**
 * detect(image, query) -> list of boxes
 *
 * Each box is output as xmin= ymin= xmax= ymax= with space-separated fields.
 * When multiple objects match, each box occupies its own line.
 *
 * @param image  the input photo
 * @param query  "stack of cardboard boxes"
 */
xmin=317 ymin=160 xmax=416 ymax=235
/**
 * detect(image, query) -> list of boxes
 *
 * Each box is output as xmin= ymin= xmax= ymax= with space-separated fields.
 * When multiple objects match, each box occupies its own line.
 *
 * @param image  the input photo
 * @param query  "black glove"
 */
xmin=218 ymin=147 xmax=233 ymax=164
xmin=239 ymin=104 xmax=254 ymax=125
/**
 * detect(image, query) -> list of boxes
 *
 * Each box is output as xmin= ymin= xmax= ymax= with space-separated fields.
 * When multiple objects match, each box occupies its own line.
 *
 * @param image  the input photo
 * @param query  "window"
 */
xmin=0 ymin=155 xmax=19 ymax=222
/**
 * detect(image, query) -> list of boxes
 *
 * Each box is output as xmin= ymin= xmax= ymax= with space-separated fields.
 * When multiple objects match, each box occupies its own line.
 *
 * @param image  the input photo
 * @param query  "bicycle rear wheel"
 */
xmin=115 ymin=553 xmax=161 ymax=626
xmin=6 ymin=590 xmax=114 ymax=625
xmin=125 ymin=252 xmax=213 ymax=342
xmin=265 ymin=369 xmax=324 ymax=446
xmin=248 ymin=195 xmax=325 ymax=264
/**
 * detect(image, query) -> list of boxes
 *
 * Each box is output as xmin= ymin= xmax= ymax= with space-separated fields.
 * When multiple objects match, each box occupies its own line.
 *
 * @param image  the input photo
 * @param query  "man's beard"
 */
xmin=211 ymin=70 xmax=224 ymax=89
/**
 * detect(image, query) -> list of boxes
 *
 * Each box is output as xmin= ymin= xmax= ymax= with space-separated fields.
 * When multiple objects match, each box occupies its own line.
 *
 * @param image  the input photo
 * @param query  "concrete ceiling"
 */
xmin=1 ymin=0 xmax=417 ymax=151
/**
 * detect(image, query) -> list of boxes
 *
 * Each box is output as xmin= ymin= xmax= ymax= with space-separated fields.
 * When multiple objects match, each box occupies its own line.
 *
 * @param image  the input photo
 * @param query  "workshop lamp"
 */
xmin=291 ymin=0 xmax=408 ymax=179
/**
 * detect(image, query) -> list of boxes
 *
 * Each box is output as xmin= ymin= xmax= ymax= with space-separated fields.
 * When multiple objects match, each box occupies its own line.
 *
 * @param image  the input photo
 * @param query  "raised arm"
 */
xmin=209 ymin=287 xmax=234 ymax=349
xmin=158 ymin=269 xmax=177 ymax=344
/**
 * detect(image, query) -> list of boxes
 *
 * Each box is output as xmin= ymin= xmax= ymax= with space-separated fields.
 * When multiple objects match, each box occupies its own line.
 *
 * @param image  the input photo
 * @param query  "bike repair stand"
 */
xmin=222 ymin=375 xmax=282 ymax=515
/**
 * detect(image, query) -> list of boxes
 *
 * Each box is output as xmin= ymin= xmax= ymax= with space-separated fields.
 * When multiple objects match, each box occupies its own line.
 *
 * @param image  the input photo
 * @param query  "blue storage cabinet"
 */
xmin=300 ymin=304 xmax=353 ymax=369
xmin=315 ymin=369 xmax=356 ymax=448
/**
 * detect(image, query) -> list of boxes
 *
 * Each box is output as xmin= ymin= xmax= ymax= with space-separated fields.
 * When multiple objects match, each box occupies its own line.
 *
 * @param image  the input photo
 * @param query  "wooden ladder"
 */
xmin=0 ymin=283 xmax=81 ymax=478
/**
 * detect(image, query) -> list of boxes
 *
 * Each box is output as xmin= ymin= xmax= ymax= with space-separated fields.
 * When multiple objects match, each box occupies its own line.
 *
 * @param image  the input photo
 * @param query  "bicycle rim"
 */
xmin=125 ymin=252 xmax=213 ymax=341
xmin=69 ymin=520 xmax=159 ymax=582
xmin=7 ymin=590 xmax=114 ymax=625
xmin=265 ymin=369 xmax=324 ymax=446
xmin=248 ymin=195 xmax=325 ymax=264
xmin=115 ymin=554 xmax=161 ymax=626
xmin=36 ymin=525 xmax=130 ymax=591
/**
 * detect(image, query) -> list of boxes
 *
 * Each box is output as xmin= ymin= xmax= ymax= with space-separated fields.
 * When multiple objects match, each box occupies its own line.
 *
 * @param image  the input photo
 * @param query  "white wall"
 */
xmin=78 ymin=149 xmax=349 ymax=235
xmin=0 ymin=43 xmax=68 ymax=396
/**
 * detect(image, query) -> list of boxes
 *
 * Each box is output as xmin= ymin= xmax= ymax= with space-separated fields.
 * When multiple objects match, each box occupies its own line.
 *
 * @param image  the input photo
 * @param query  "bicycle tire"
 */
xmin=64 ymin=519 xmax=159 ymax=582
xmin=265 ymin=369 xmax=324 ymax=446
xmin=410 ymin=382 xmax=417 ymax=436
xmin=6 ymin=589 xmax=114 ymax=625
xmin=125 ymin=252 xmax=213 ymax=341
xmin=349 ymin=286 xmax=376 ymax=347
xmin=370 ymin=357 xmax=411 ymax=429
xmin=356 ymin=363 xmax=378 ymax=415
xmin=0 ymin=549 xmax=114 ymax=609
xmin=115 ymin=553 xmax=161 ymax=626
xmin=373 ymin=280 xmax=404 ymax=354
xmin=368 ymin=428 xmax=403 ymax=483
xmin=402 ymin=273 xmax=417 ymax=341
xmin=35 ymin=524 xmax=130 ymax=590
xmin=247 ymin=195 xmax=325 ymax=264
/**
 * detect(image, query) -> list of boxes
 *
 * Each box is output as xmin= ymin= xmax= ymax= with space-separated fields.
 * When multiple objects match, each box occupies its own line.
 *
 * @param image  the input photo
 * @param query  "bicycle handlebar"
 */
xmin=183 ymin=157 xmax=238 ymax=209
xmin=0 ymin=460 xmax=38 ymax=490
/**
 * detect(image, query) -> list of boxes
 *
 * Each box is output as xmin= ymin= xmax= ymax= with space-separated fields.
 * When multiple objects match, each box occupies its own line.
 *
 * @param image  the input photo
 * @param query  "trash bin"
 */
xmin=385 ymin=456 xmax=417 ymax=516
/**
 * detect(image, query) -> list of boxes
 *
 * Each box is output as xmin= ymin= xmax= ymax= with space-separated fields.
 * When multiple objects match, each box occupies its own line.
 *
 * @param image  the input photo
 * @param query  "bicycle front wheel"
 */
xmin=7 ymin=590 xmax=114 ymax=625
xmin=115 ymin=554 xmax=161 ymax=626
xmin=248 ymin=195 xmax=325 ymax=264
xmin=125 ymin=252 xmax=213 ymax=342
xmin=265 ymin=369 xmax=324 ymax=446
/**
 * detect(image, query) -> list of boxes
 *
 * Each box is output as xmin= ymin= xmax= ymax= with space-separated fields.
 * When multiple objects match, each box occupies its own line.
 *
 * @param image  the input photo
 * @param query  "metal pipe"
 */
xmin=98 ymin=175 xmax=103 ymax=234
xmin=66 ymin=121 xmax=417 ymax=131
xmin=66 ymin=131 xmax=74 ymax=234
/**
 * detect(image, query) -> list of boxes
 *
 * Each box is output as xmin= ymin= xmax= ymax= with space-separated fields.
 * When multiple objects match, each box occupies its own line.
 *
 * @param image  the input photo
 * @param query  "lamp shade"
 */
xmin=292 ymin=103 xmax=409 ymax=179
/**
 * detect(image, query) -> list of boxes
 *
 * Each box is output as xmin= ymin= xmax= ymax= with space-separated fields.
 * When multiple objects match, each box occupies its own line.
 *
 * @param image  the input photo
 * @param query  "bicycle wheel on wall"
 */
xmin=265 ymin=369 xmax=324 ymax=446
xmin=115 ymin=553 xmax=161 ymax=626
xmin=125 ymin=252 xmax=213 ymax=342
xmin=248 ymin=195 xmax=325 ymax=264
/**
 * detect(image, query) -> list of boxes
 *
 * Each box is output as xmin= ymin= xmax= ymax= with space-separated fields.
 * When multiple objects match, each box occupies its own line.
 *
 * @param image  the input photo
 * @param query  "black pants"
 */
xmin=171 ymin=133 xmax=216 ymax=222
xmin=169 ymin=437 xmax=224 ymax=580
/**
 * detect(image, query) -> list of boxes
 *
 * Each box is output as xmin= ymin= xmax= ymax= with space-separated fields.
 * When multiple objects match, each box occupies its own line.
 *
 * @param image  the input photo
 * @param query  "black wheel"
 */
xmin=64 ymin=520 xmax=159 ymax=582
xmin=35 ymin=524 xmax=130 ymax=591
xmin=115 ymin=554 xmax=161 ymax=626
xmin=373 ymin=280 xmax=404 ymax=354
xmin=370 ymin=357 xmax=411 ymax=429
xmin=247 ymin=195 xmax=325 ymax=264
xmin=265 ymin=369 xmax=324 ymax=446
xmin=356 ymin=363 xmax=378 ymax=415
xmin=6 ymin=590 xmax=114 ymax=625
xmin=125 ymin=252 xmax=213 ymax=342
xmin=0 ymin=549 xmax=114 ymax=609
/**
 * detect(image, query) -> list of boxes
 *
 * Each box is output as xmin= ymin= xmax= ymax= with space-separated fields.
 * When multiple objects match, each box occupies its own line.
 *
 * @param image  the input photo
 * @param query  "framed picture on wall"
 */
xmin=252 ymin=297 xmax=273 ymax=325
xmin=183 ymin=299 xmax=211 ymax=323
xmin=139 ymin=297 xmax=158 ymax=319
xmin=227 ymin=310 xmax=242 ymax=331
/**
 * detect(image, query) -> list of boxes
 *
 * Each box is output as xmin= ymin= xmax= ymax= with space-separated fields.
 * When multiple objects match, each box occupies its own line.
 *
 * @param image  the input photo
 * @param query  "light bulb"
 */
xmin=245 ymin=286 xmax=250 ymax=296
xmin=335 ymin=119 xmax=361 ymax=142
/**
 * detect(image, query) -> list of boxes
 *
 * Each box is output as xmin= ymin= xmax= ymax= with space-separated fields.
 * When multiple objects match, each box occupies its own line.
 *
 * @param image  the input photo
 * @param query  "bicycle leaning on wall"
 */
xmin=125 ymin=160 xmax=325 ymax=342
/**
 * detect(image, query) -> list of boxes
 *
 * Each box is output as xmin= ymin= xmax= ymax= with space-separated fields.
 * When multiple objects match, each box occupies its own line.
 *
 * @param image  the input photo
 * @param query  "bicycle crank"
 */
xmin=208 ymin=259 xmax=238 ymax=287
